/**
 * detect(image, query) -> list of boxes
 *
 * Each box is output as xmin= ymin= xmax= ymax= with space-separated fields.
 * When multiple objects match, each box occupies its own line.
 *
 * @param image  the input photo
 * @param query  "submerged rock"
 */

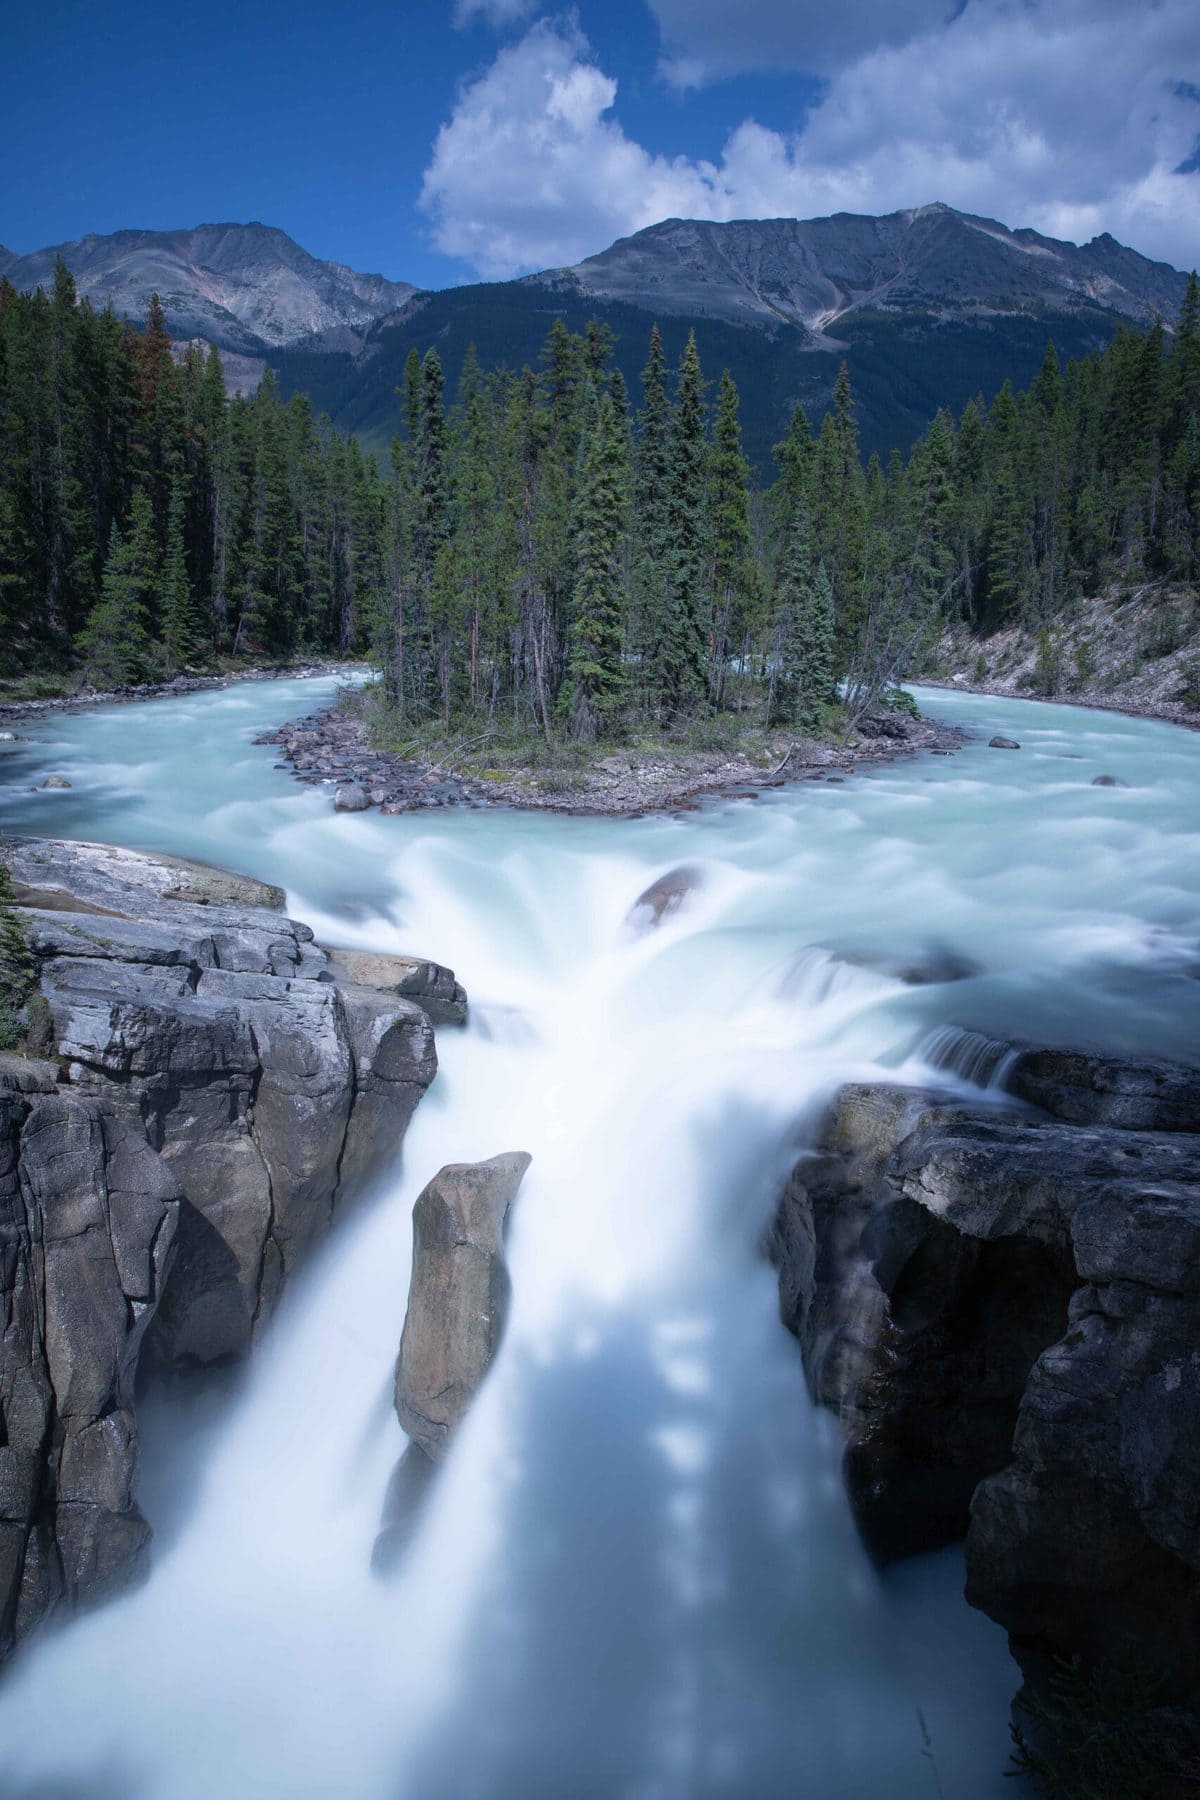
xmin=372 ymin=1443 xmax=440 ymax=1575
xmin=625 ymin=864 xmax=705 ymax=932
xmin=40 ymin=774 xmax=72 ymax=788
xmin=987 ymin=735 xmax=1020 ymax=750
xmin=1091 ymin=773 xmax=1131 ymax=787
xmin=394 ymin=1152 xmax=531 ymax=1462
xmin=836 ymin=941 xmax=982 ymax=986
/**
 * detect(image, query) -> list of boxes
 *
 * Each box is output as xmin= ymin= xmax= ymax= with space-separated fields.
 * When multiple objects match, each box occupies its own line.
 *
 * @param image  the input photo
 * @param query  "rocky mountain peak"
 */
xmin=0 ymin=222 xmax=418 ymax=355
xmin=543 ymin=205 xmax=1189 ymax=342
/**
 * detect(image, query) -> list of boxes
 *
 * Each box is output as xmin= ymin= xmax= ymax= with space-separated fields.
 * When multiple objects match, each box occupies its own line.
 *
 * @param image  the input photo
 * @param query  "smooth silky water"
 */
xmin=1 ymin=678 xmax=1197 ymax=1798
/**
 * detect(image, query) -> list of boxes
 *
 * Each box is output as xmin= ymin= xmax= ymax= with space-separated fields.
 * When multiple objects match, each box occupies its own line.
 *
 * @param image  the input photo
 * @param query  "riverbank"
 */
xmin=930 ymin=584 xmax=1200 ymax=731
xmin=256 ymin=690 xmax=964 ymax=817
xmin=0 ymin=659 xmax=366 ymax=729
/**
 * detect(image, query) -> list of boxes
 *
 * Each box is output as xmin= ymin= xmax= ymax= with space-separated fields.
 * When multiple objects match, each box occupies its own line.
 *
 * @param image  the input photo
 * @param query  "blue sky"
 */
xmin=5 ymin=0 xmax=1199 ymax=286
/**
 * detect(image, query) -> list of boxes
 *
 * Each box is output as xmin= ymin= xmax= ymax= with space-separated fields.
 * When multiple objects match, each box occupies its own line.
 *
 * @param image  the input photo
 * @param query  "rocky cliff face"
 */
xmin=0 ymin=223 xmax=416 ymax=354
xmin=0 ymin=835 xmax=461 ymax=1661
xmin=772 ymin=1051 xmax=1200 ymax=1778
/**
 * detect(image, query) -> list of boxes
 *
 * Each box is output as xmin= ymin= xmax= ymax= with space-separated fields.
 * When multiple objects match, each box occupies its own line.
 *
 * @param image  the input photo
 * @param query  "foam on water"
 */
xmin=0 ymin=677 xmax=1197 ymax=1797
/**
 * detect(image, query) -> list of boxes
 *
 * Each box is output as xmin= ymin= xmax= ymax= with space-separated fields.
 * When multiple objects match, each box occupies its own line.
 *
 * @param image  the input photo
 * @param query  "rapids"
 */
xmin=0 ymin=676 xmax=1197 ymax=1798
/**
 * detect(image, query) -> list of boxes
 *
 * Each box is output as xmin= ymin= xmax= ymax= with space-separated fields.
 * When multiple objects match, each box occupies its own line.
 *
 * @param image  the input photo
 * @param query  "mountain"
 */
xmin=273 ymin=205 xmax=1189 ymax=470
xmin=544 ymin=204 xmax=1186 ymax=340
xmin=0 ymin=223 xmax=417 ymax=353
xmin=6 ymin=208 xmax=1188 ymax=466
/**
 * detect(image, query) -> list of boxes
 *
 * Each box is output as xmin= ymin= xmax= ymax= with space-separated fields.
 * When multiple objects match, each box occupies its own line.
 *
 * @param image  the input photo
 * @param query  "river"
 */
xmin=0 ymin=677 xmax=1197 ymax=1799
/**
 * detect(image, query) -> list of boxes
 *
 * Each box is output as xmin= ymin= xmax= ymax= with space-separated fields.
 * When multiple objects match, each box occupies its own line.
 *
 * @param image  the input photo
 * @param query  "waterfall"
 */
xmin=1 ymin=674 xmax=1197 ymax=1798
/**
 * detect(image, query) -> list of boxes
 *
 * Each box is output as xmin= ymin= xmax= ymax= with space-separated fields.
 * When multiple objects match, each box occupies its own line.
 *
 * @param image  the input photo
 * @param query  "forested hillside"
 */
xmin=2 ymin=261 xmax=1198 ymax=741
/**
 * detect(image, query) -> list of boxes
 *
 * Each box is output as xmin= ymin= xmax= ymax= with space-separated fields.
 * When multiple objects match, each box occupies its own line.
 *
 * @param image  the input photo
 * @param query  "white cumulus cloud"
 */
xmin=453 ymin=0 xmax=540 ymax=28
xmin=420 ymin=3 xmax=1200 ymax=279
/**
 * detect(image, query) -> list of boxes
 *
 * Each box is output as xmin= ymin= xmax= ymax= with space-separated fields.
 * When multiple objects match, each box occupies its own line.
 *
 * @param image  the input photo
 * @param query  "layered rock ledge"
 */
xmin=772 ymin=1049 xmax=1200 ymax=1778
xmin=0 ymin=835 xmax=463 ymax=1661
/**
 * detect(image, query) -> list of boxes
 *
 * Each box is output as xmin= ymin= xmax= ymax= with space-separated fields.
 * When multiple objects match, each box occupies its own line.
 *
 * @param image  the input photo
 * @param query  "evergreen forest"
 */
xmin=2 ymin=261 xmax=1198 ymax=739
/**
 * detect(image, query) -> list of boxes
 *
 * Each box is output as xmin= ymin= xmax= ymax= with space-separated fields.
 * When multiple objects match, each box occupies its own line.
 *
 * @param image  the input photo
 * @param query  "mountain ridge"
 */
xmin=0 ymin=222 xmax=417 ymax=354
xmin=536 ymin=204 xmax=1188 ymax=342
xmin=5 ymin=207 xmax=1191 ymax=464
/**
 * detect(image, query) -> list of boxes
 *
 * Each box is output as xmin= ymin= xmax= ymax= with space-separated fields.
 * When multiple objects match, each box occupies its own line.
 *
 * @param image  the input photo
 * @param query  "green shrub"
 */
xmin=1034 ymin=627 xmax=1063 ymax=697
xmin=883 ymin=686 xmax=922 ymax=718
xmin=1072 ymin=638 xmax=1098 ymax=689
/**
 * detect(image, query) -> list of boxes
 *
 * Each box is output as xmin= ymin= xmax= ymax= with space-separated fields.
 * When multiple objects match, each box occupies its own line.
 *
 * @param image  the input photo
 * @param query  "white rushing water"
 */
xmin=0 ymin=679 xmax=1197 ymax=1798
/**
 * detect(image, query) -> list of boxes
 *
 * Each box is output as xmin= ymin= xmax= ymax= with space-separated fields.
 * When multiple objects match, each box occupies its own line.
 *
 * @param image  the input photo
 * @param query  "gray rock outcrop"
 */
xmin=0 ymin=1053 xmax=180 ymax=1661
xmin=0 ymin=834 xmax=460 ymax=1658
xmin=771 ymin=1051 xmax=1200 ymax=1774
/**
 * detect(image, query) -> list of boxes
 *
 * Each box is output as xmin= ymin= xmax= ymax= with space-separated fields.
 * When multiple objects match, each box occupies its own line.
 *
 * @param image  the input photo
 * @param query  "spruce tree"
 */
xmin=160 ymin=479 xmax=199 ymax=671
xmin=707 ymin=370 xmax=751 ymax=704
xmin=768 ymin=498 xmax=833 ymax=731
xmin=77 ymin=505 xmax=155 ymax=687
xmin=566 ymin=390 xmax=628 ymax=738
xmin=631 ymin=325 xmax=672 ymax=682
xmin=656 ymin=330 xmax=708 ymax=717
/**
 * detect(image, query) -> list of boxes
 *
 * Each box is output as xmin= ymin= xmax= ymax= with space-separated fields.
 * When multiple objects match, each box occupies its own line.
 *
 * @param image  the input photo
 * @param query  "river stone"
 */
xmin=394 ymin=1152 xmax=531 ymax=1461
xmin=1091 ymin=773 xmax=1131 ymax=787
xmin=40 ymin=774 xmax=72 ymax=788
xmin=333 ymin=784 xmax=369 ymax=811
xmin=987 ymin=735 xmax=1020 ymax=749
xmin=626 ymin=864 xmax=705 ymax=932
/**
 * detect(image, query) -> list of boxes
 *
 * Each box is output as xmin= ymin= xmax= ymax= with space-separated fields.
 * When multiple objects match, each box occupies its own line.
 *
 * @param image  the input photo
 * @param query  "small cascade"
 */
xmin=917 ymin=1024 xmax=1021 ymax=1091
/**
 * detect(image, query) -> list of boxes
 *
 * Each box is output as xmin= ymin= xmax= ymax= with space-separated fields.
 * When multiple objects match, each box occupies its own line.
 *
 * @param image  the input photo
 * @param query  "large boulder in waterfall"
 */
xmin=625 ymin=864 xmax=704 ymax=933
xmin=394 ymin=1152 xmax=531 ymax=1461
